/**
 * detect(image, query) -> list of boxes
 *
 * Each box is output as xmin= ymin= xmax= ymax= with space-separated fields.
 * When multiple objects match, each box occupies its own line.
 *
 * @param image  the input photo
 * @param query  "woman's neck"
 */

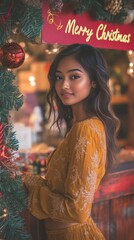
xmin=72 ymin=103 xmax=89 ymax=123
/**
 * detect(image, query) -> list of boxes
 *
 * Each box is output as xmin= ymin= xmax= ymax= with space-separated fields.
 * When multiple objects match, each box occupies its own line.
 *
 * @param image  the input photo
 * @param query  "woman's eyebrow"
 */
xmin=56 ymin=69 xmax=82 ymax=73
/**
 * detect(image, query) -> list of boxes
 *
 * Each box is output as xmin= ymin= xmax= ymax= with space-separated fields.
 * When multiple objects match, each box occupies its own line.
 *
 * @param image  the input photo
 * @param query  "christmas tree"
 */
xmin=0 ymin=1 xmax=42 ymax=239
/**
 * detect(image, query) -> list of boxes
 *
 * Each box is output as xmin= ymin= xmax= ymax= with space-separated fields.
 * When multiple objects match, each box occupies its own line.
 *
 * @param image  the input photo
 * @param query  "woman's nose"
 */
xmin=61 ymin=79 xmax=69 ymax=89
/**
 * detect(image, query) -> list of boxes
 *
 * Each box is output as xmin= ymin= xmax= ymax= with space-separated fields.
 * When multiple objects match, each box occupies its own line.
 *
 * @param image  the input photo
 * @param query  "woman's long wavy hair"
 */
xmin=47 ymin=44 xmax=119 ymax=172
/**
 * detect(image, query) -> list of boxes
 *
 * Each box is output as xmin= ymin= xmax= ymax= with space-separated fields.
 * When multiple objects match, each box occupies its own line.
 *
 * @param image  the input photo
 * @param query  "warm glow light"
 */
xmin=25 ymin=53 xmax=29 ymax=59
xmin=29 ymin=76 xmax=35 ymax=82
xmin=45 ymin=49 xmax=51 ymax=54
xmin=128 ymin=50 xmax=133 ymax=55
xmin=0 ymin=208 xmax=7 ymax=219
xmin=53 ymin=48 xmax=59 ymax=53
xmin=19 ymin=42 xmax=26 ymax=48
xmin=45 ymin=44 xmax=60 ymax=55
xmin=28 ymin=75 xmax=36 ymax=87
xmin=129 ymin=62 xmax=133 ymax=67
xmin=30 ymin=81 xmax=36 ymax=86
xmin=8 ymin=38 xmax=13 ymax=43
xmin=127 ymin=51 xmax=134 ymax=77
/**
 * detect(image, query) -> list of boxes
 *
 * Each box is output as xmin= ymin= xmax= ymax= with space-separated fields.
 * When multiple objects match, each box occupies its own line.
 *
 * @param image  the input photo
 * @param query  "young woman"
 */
xmin=24 ymin=44 xmax=119 ymax=240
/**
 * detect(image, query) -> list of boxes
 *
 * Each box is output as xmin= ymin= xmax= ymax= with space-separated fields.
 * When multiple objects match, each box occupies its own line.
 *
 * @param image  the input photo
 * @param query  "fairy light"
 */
xmin=127 ymin=50 xmax=134 ymax=77
xmin=129 ymin=62 xmax=133 ymax=67
xmin=128 ymin=50 xmax=133 ymax=55
xmin=19 ymin=42 xmax=26 ymax=48
xmin=52 ymin=44 xmax=59 ymax=53
xmin=28 ymin=75 xmax=36 ymax=87
xmin=25 ymin=53 xmax=29 ymax=59
xmin=45 ymin=44 xmax=60 ymax=55
xmin=0 ymin=208 xmax=7 ymax=219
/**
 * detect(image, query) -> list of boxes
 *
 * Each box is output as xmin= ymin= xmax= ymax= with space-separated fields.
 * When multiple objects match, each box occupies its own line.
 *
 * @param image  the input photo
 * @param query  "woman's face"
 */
xmin=55 ymin=56 xmax=92 ymax=107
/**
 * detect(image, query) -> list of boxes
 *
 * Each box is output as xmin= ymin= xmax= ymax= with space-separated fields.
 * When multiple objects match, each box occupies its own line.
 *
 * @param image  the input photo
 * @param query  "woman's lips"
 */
xmin=61 ymin=92 xmax=73 ymax=98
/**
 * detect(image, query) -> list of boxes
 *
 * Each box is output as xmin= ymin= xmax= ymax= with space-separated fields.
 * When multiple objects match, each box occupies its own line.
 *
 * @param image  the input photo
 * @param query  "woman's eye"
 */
xmin=71 ymin=75 xmax=80 ymax=80
xmin=55 ymin=75 xmax=62 ymax=81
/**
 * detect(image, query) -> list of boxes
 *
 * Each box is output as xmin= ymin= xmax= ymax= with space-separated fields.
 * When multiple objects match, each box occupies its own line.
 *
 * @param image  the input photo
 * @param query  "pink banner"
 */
xmin=42 ymin=3 xmax=134 ymax=50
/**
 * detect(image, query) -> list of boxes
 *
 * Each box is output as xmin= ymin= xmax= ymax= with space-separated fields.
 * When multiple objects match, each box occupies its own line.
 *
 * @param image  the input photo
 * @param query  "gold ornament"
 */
xmin=104 ymin=0 xmax=122 ymax=15
xmin=123 ymin=9 xmax=134 ymax=24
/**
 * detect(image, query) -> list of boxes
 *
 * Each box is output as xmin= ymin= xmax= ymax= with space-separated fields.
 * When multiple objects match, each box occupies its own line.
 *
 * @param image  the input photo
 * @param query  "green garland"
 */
xmin=0 ymin=0 xmax=43 ymax=239
xmin=62 ymin=0 xmax=130 ymax=24
xmin=0 ymin=0 xmax=43 ymax=46
xmin=0 ymin=69 xmax=31 ymax=240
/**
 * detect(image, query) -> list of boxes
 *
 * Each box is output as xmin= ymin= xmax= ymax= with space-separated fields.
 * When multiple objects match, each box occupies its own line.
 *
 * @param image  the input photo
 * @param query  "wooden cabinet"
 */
xmin=111 ymin=94 xmax=129 ymax=147
xmin=111 ymin=94 xmax=129 ymax=105
xmin=111 ymin=78 xmax=134 ymax=148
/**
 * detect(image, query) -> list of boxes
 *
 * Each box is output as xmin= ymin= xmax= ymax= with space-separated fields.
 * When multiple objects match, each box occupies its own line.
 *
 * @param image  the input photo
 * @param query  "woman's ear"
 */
xmin=91 ymin=81 xmax=96 ymax=89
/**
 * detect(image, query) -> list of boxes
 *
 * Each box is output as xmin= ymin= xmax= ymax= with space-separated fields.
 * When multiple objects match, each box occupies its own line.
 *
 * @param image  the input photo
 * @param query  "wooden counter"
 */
xmin=92 ymin=155 xmax=134 ymax=240
xmin=23 ymin=154 xmax=134 ymax=240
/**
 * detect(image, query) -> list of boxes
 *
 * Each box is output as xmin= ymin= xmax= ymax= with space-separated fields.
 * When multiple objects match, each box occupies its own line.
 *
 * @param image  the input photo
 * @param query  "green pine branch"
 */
xmin=62 ymin=0 xmax=130 ymax=24
xmin=0 ymin=214 xmax=31 ymax=240
xmin=0 ymin=0 xmax=43 ymax=46
xmin=0 ymin=172 xmax=27 ymax=213
xmin=0 ymin=168 xmax=31 ymax=240
xmin=19 ymin=6 xmax=43 ymax=41
xmin=0 ymin=67 xmax=23 ymax=120
xmin=0 ymin=66 xmax=30 ymax=239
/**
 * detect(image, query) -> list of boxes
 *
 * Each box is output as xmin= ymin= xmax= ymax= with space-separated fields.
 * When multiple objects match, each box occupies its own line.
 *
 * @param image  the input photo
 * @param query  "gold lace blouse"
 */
xmin=24 ymin=118 xmax=106 ymax=224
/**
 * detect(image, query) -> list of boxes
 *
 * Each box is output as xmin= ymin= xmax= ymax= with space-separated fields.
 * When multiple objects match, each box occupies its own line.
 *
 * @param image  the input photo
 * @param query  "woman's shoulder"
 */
xmin=73 ymin=117 xmax=104 ymax=131
xmin=67 ymin=117 xmax=105 ymax=138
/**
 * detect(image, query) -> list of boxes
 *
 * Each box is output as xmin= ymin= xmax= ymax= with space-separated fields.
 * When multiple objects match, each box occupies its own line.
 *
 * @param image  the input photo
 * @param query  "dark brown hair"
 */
xmin=47 ymin=43 xmax=119 ymax=172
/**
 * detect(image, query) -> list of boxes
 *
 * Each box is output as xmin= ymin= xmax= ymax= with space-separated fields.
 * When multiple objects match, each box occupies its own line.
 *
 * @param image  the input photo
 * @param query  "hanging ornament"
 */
xmin=104 ymin=0 xmax=122 ymax=15
xmin=123 ymin=9 xmax=134 ymax=24
xmin=48 ymin=0 xmax=63 ymax=13
xmin=0 ymin=42 xmax=25 ymax=69
xmin=20 ymin=0 xmax=42 ymax=8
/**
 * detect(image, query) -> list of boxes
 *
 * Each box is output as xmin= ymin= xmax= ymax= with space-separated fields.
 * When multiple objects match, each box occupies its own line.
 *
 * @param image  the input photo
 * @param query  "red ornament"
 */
xmin=0 ymin=42 xmax=25 ymax=68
